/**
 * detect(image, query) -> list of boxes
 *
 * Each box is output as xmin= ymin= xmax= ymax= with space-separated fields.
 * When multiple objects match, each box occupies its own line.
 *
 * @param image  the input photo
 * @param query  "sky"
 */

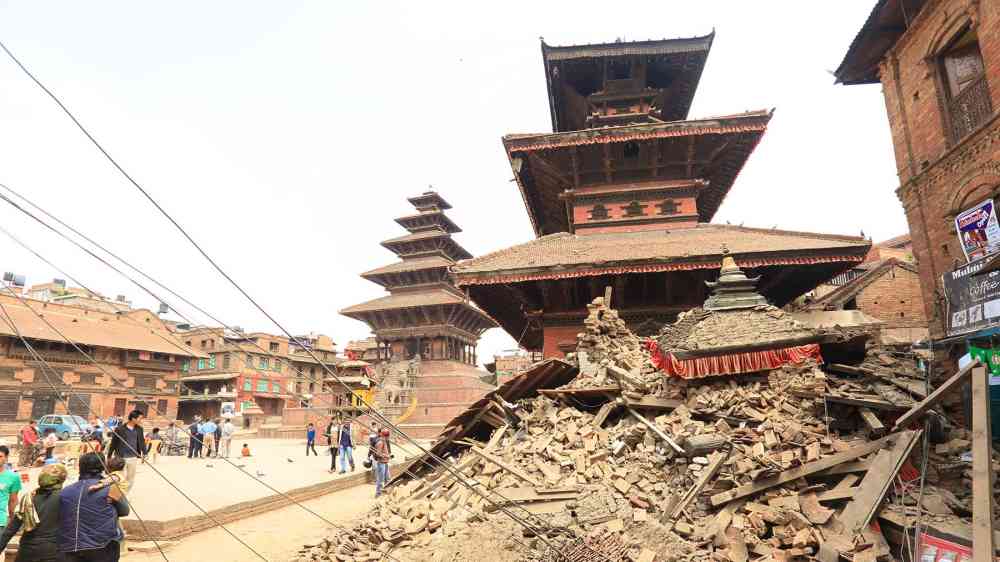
xmin=0 ymin=1 xmax=904 ymax=367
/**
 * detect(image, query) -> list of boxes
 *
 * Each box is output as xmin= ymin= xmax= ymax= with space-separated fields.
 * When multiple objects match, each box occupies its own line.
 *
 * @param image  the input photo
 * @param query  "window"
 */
xmin=589 ymin=204 xmax=609 ymax=220
xmin=77 ymin=373 xmax=98 ymax=385
xmin=197 ymin=359 xmax=206 ymax=370
xmin=259 ymin=357 xmax=269 ymax=370
xmin=273 ymin=361 xmax=282 ymax=373
xmin=269 ymin=342 xmax=279 ymax=353
xmin=658 ymin=200 xmax=679 ymax=215
xmin=246 ymin=353 xmax=253 ymax=366
xmin=256 ymin=379 xmax=269 ymax=392
xmin=938 ymin=28 xmax=992 ymax=144
xmin=623 ymin=141 xmax=640 ymax=159
xmin=272 ymin=382 xmax=281 ymax=393
xmin=200 ymin=340 xmax=208 ymax=349
xmin=156 ymin=399 xmax=168 ymax=414
xmin=134 ymin=374 xmax=157 ymax=389
xmin=622 ymin=200 xmax=646 ymax=217
xmin=208 ymin=356 xmax=216 ymax=369
xmin=223 ymin=354 xmax=231 ymax=369
xmin=243 ymin=378 xmax=252 ymax=391
xmin=181 ymin=360 xmax=190 ymax=373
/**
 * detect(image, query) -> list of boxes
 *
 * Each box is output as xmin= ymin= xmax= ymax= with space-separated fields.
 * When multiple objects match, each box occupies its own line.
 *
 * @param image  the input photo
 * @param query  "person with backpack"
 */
xmin=337 ymin=419 xmax=355 ymax=474
xmin=372 ymin=428 xmax=391 ymax=497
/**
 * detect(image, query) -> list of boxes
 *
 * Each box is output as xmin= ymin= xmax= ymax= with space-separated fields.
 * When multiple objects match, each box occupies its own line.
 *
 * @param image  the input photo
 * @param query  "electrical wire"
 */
xmin=0 ymin=186 xmax=569 ymax=548
xmin=0 ymin=298 xmax=271 ymax=561
xmin=0 ymin=40 xmax=602 ymax=559
xmin=0 ymin=213 xmax=569 ymax=561
xmin=0 ymin=283 xmax=416 ymax=562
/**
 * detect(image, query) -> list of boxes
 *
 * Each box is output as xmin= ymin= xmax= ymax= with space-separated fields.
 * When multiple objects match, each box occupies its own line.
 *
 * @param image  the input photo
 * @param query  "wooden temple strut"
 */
xmin=970 ymin=363 xmax=995 ymax=562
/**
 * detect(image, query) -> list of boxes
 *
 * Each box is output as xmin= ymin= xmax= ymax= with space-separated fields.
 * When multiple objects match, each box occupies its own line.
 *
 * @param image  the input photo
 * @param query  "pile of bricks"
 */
xmin=294 ymin=298 xmax=995 ymax=562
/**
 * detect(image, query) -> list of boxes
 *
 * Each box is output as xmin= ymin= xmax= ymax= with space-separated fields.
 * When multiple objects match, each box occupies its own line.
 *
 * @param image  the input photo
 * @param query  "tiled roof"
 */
xmin=0 ymin=294 xmax=201 ymax=357
xmin=808 ymin=258 xmax=918 ymax=308
xmin=541 ymin=33 xmax=714 ymax=61
xmin=339 ymin=288 xmax=468 ymax=315
xmin=380 ymin=228 xmax=451 ymax=245
xmin=453 ymin=224 xmax=871 ymax=284
xmin=361 ymin=256 xmax=454 ymax=277
xmin=834 ymin=0 xmax=924 ymax=84
xmin=877 ymin=233 xmax=911 ymax=248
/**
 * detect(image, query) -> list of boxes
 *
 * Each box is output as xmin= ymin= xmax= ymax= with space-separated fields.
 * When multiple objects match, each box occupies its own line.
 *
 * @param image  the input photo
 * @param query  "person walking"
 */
xmin=146 ymin=428 xmax=162 ymax=464
xmin=213 ymin=419 xmax=222 ymax=457
xmin=200 ymin=418 xmax=217 ymax=459
xmin=187 ymin=417 xmax=202 ymax=459
xmin=220 ymin=418 xmax=235 ymax=458
xmin=106 ymin=410 xmax=145 ymax=485
xmin=367 ymin=423 xmax=380 ymax=479
xmin=18 ymin=421 xmax=38 ymax=468
xmin=337 ymin=419 xmax=355 ymax=474
xmin=305 ymin=423 xmax=318 ymax=456
xmin=325 ymin=417 xmax=337 ymax=473
xmin=372 ymin=428 xmax=391 ymax=498
xmin=0 ymin=463 xmax=67 ymax=562
xmin=59 ymin=453 xmax=130 ymax=561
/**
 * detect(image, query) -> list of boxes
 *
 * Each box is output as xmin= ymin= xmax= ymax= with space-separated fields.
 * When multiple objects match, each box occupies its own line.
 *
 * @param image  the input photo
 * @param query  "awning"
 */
xmin=253 ymin=393 xmax=291 ymax=400
xmin=181 ymin=373 xmax=239 ymax=382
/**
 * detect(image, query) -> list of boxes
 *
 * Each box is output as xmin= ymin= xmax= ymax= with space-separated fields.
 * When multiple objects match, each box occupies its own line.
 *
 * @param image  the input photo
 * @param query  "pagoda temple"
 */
xmin=340 ymin=191 xmax=497 ymax=438
xmin=451 ymin=34 xmax=872 ymax=357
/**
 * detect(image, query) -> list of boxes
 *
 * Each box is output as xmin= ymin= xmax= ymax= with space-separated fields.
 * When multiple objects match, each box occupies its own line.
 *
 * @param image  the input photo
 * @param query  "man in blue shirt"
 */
xmin=200 ymin=419 xmax=217 ymax=459
xmin=337 ymin=419 xmax=355 ymax=474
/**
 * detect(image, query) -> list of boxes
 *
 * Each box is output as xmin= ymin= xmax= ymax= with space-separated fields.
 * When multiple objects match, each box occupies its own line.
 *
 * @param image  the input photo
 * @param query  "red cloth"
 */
xmin=20 ymin=425 xmax=38 ymax=445
xmin=647 ymin=340 xmax=822 ymax=379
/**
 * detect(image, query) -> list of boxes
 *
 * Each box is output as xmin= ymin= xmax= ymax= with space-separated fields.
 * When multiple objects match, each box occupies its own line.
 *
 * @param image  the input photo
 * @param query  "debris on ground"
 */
xmin=295 ymin=290 xmax=997 ymax=562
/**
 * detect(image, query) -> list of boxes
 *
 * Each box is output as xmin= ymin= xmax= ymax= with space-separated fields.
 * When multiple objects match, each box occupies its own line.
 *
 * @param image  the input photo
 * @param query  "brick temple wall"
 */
xmin=855 ymin=264 xmax=928 ymax=329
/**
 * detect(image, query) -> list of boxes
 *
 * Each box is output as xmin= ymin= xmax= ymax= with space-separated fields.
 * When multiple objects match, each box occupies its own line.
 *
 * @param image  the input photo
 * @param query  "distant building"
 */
xmin=173 ymin=326 xmax=340 ymax=421
xmin=24 ymin=279 xmax=131 ymax=313
xmin=493 ymin=349 xmax=543 ymax=385
xmin=0 ymin=293 xmax=198 ymax=422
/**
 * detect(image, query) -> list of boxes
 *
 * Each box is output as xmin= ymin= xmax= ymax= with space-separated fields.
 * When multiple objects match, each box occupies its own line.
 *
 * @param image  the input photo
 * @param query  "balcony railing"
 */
xmin=949 ymin=75 xmax=993 ymax=144
xmin=124 ymin=358 xmax=177 ymax=371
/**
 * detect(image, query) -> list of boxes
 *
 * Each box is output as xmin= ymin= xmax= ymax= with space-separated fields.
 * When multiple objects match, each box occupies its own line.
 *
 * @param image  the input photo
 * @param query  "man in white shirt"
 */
xmin=219 ymin=419 xmax=236 ymax=458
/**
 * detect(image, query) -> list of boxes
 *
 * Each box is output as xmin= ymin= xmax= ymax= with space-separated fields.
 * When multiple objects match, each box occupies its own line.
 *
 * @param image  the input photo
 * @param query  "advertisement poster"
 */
xmin=942 ymin=255 xmax=1000 ymax=337
xmin=955 ymin=198 xmax=1000 ymax=261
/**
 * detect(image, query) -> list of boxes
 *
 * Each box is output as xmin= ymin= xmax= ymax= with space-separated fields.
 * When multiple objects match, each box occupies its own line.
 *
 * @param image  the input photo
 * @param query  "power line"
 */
xmin=0 ymin=187 xmax=561 ymax=543
xmin=0 ymin=301 xmax=269 ymax=561
xmin=0 ymin=41 xmax=589 ymax=560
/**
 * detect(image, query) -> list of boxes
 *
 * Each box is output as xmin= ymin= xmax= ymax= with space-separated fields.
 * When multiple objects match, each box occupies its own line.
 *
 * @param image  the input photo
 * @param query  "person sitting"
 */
xmin=241 ymin=444 xmax=251 ymax=457
xmin=0 ymin=464 xmax=68 ymax=562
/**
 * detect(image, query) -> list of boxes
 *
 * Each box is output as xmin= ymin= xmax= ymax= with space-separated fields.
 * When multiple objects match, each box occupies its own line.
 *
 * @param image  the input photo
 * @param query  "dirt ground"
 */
xmin=123 ymin=481 xmax=379 ymax=562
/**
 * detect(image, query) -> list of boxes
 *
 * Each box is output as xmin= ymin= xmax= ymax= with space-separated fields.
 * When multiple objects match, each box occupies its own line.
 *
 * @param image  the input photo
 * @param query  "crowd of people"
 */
xmin=0 ymin=409 xmax=150 ymax=561
xmin=185 ymin=416 xmax=237 ymax=459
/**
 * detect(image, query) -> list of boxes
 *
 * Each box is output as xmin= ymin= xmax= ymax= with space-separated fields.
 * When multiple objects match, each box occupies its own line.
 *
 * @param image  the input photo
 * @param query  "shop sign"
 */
xmin=942 ymin=255 xmax=1000 ymax=336
xmin=955 ymin=198 xmax=1000 ymax=261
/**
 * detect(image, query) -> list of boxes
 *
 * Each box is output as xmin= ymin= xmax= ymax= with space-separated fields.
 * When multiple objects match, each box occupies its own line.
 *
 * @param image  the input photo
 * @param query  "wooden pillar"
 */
xmin=971 ymin=363 xmax=996 ymax=561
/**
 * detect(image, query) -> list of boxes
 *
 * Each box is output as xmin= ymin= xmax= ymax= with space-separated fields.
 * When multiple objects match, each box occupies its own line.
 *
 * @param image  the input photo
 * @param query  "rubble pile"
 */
xmin=295 ymin=298 xmax=994 ymax=562
xmin=657 ymin=306 xmax=817 ymax=353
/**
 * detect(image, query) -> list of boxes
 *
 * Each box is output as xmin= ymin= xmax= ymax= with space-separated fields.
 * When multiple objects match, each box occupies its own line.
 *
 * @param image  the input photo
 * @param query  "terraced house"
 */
xmin=174 ymin=326 xmax=339 ymax=420
xmin=0 ymin=293 xmax=198 ymax=422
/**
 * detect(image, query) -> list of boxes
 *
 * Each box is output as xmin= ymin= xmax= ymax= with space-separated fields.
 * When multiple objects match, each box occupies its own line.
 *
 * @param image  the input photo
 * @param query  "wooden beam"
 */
xmin=838 ymin=429 xmax=921 ymax=534
xmin=859 ymin=407 xmax=886 ymax=437
xmin=625 ymin=406 xmax=684 ymax=454
xmin=685 ymin=136 xmax=696 ymax=178
xmin=466 ymin=445 xmax=542 ymax=487
xmin=893 ymin=360 xmax=981 ymax=430
xmin=664 ymin=450 xmax=727 ymax=530
xmin=603 ymin=143 xmax=612 ymax=183
xmin=710 ymin=431 xmax=903 ymax=507
xmin=570 ymin=147 xmax=580 ymax=188
xmin=971 ymin=364 xmax=996 ymax=562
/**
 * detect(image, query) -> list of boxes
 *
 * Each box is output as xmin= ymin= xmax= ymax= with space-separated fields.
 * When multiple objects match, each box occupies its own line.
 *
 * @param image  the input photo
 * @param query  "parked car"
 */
xmin=36 ymin=414 xmax=89 ymax=440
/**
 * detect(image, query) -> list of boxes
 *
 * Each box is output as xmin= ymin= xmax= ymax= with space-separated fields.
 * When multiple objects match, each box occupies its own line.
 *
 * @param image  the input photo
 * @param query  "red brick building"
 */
xmin=452 ymin=35 xmax=871 ymax=357
xmin=836 ymin=0 xmax=1000 ymax=337
xmin=0 ymin=293 xmax=198 ymax=422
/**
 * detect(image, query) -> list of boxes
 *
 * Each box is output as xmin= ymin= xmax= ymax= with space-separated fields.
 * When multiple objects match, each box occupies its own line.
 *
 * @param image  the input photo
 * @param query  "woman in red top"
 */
xmin=18 ymin=421 xmax=39 ymax=468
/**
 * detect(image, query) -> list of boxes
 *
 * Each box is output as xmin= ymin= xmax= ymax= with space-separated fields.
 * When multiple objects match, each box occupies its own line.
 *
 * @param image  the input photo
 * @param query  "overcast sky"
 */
xmin=0 ymin=1 xmax=903 ymax=367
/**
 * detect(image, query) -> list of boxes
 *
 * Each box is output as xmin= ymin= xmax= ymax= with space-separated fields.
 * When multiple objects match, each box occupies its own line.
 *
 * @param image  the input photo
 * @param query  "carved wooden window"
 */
xmin=622 ymin=201 xmax=646 ymax=217
xmin=589 ymin=204 xmax=610 ymax=220
xmin=658 ymin=200 xmax=679 ymax=215
xmin=938 ymin=29 xmax=991 ymax=144
xmin=76 ymin=372 xmax=99 ymax=385
xmin=134 ymin=374 xmax=157 ymax=390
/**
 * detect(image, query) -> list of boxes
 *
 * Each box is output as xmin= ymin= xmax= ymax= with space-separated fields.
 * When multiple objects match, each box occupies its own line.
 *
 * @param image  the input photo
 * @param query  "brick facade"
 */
xmin=846 ymin=0 xmax=1000 ymax=337
xmin=854 ymin=263 xmax=928 ymax=328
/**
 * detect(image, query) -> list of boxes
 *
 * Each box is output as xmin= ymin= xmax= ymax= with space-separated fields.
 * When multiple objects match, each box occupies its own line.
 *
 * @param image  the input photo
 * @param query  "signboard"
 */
xmin=943 ymin=255 xmax=1000 ymax=337
xmin=221 ymin=402 xmax=236 ymax=417
xmin=955 ymin=198 xmax=1000 ymax=261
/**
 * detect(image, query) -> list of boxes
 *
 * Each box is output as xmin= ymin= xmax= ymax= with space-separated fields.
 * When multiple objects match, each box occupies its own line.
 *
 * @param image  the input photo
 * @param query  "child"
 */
xmin=147 ymin=427 xmax=162 ymax=464
xmin=42 ymin=429 xmax=58 ymax=460
xmin=241 ymin=443 xmax=251 ymax=457
xmin=306 ymin=423 xmax=318 ymax=456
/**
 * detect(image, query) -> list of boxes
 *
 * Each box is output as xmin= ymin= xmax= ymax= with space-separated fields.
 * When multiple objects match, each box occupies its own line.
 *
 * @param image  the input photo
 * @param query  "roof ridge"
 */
xmin=452 ymin=232 xmax=571 ymax=271
xmin=540 ymin=31 xmax=715 ymax=51
xmin=502 ymin=110 xmax=773 ymax=142
xmin=809 ymin=257 xmax=912 ymax=307
xmin=701 ymin=223 xmax=869 ymax=244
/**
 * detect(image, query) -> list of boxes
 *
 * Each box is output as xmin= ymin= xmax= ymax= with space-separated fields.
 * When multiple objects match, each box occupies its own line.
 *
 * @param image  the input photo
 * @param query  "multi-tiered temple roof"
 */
xmin=341 ymin=192 xmax=496 ymax=346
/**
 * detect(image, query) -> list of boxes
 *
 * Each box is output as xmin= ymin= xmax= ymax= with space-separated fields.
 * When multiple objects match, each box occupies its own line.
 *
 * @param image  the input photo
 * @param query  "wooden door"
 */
xmin=113 ymin=398 xmax=127 ymax=417
xmin=31 ymin=395 xmax=55 ymax=419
